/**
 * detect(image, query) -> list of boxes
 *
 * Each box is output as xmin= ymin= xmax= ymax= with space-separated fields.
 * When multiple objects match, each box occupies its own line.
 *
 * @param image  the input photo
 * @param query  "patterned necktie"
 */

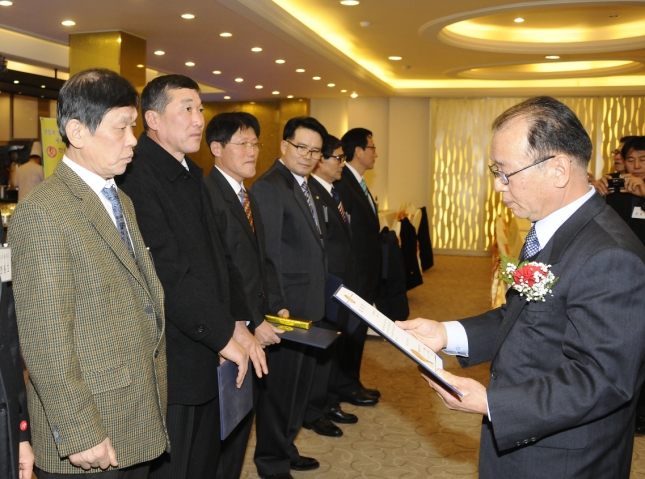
xmin=300 ymin=181 xmax=320 ymax=232
xmin=238 ymin=188 xmax=255 ymax=233
xmin=330 ymin=186 xmax=347 ymax=223
xmin=360 ymin=178 xmax=376 ymax=214
xmin=101 ymin=185 xmax=135 ymax=259
xmin=521 ymin=224 xmax=540 ymax=261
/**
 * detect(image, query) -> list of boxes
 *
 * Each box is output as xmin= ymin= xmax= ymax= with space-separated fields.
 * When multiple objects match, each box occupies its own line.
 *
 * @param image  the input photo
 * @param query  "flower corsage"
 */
xmin=500 ymin=255 xmax=559 ymax=302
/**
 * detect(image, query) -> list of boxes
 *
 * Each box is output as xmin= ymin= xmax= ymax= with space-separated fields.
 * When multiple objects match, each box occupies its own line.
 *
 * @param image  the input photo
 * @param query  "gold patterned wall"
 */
xmin=430 ymin=96 xmax=645 ymax=254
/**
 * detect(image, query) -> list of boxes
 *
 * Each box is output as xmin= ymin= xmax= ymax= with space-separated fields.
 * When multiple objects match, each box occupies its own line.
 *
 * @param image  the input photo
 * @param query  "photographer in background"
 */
xmin=593 ymin=135 xmax=637 ymax=196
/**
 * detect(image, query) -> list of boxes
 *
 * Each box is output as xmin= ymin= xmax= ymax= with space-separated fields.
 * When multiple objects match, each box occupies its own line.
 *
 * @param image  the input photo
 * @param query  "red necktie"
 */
xmin=239 ymin=189 xmax=255 ymax=233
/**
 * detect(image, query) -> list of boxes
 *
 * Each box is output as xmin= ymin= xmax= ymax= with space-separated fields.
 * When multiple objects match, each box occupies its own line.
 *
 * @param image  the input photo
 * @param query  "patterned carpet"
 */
xmin=240 ymin=255 xmax=645 ymax=478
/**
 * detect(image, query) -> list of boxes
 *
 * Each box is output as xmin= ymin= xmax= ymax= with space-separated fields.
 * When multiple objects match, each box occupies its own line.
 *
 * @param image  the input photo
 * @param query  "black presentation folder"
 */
xmin=217 ymin=359 xmax=253 ymax=440
xmin=278 ymin=327 xmax=341 ymax=349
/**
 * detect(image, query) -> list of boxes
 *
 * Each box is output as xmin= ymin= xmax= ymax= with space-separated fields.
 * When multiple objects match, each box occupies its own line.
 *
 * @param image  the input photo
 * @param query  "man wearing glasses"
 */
xmin=593 ymin=136 xmax=637 ymax=196
xmin=250 ymin=117 xmax=328 ymax=479
xmin=399 ymin=97 xmax=645 ymax=478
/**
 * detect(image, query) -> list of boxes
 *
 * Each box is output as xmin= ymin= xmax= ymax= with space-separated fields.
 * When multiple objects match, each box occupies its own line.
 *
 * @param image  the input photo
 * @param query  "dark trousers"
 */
xmin=35 ymin=463 xmax=149 ymax=479
xmin=149 ymin=396 xmax=220 ymax=479
xmin=254 ymin=341 xmax=316 ymax=477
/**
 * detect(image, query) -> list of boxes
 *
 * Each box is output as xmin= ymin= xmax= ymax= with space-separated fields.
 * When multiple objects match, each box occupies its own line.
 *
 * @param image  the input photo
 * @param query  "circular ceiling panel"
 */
xmin=453 ymin=60 xmax=644 ymax=80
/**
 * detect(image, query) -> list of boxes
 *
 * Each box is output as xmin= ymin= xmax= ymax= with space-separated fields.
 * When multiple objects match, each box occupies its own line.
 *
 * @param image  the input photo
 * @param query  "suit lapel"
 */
xmin=310 ymin=177 xmax=350 ymax=236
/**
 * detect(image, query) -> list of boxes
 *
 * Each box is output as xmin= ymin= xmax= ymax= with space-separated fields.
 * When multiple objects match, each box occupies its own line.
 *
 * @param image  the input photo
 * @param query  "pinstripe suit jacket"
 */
xmin=8 ymin=161 xmax=169 ymax=474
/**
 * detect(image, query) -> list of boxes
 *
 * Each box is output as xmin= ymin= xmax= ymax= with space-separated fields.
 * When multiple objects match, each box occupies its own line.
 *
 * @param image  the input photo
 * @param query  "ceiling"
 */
xmin=2 ymin=0 xmax=645 ymax=100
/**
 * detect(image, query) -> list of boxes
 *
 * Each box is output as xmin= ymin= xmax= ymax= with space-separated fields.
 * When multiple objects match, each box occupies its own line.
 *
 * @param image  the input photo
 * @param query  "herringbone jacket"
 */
xmin=9 ymin=161 xmax=169 ymax=474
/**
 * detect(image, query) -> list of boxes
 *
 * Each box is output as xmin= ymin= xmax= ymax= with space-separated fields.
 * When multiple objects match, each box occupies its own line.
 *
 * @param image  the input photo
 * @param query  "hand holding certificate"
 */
xmin=333 ymin=286 xmax=462 ymax=396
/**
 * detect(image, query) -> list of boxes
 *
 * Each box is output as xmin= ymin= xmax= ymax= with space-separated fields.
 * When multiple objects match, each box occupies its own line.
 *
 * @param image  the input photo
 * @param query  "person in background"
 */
xmin=593 ymin=135 xmax=637 ymax=196
xmin=14 ymin=141 xmax=44 ymax=201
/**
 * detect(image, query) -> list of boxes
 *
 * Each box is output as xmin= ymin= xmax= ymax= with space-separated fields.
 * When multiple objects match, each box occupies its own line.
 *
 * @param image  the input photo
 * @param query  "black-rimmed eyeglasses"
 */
xmin=488 ymin=155 xmax=555 ymax=185
xmin=286 ymin=140 xmax=323 ymax=160
xmin=324 ymin=154 xmax=346 ymax=164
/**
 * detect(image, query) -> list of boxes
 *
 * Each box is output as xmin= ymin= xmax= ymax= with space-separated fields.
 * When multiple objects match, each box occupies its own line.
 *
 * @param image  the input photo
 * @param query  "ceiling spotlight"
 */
xmin=0 ymin=1 xmax=13 ymax=6
xmin=609 ymin=14 xmax=620 ymax=18
xmin=359 ymin=21 xmax=371 ymax=27
xmin=351 ymin=93 xmax=358 ymax=98
xmin=313 ymin=76 xmax=321 ymax=80
xmin=287 ymin=95 xmax=294 ymax=98
xmin=514 ymin=17 xmax=524 ymax=23
xmin=224 ymin=95 xmax=231 ymax=99
xmin=220 ymin=32 xmax=232 ymax=37
xmin=255 ymin=85 xmax=263 ymax=89
xmin=275 ymin=59 xmax=286 ymax=64
xmin=296 ymin=69 xmax=305 ymax=73
xmin=272 ymin=91 xmax=280 ymax=95
xmin=13 ymin=80 xmax=19 ymax=84
xmin=185 ymin=61 xmax=195 ymax=66
xmin=251 ymin=47 xmax=263 ymax=52
xmin=235 ymin=78 xmax=244 ymax=82
xmin=340 ymin=89 xmax=347 ymax=93
xmin=545 ymin=55 xmax=560 ymax=59
xmin=250 ymin=102 xmax=256 ymax=105
xmin=181 ymin=14 xmax=195 ymax=19
xmin=212 ymin=70 xmax=222 ymax=74
xmin=61 ymin=20 xmax=76 ymax=26
xmin=154 ymin=50 xmax=165 ymax=55
xmin=388 ymin=56 xmax=402 ymax=61
xmin=340 ymin=0 xmax=360 ymax=5
xmin=327 ymin=83 xmax=335 ymax=87
xmin=41 ymin=85 xmax=46 ymax=88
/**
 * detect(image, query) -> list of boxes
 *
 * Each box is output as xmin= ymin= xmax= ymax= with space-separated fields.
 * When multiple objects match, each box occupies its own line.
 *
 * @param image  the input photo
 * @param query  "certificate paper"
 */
xmin=333 ymin=286 xmax=462 ymax=396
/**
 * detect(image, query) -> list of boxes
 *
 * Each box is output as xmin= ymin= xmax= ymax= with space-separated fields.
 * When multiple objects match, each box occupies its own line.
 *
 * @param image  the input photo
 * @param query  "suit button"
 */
xmin=145 ymin=306 xmax=153 ymax=314
xmin=154 ymin=350 xmax=160 ymax=358
xmin=491 ymin=371 xmax=498 ymax=379
xmin=523 ymin=439 xmax=529 ymax=445
xmin=197 ymin=325 xmax=204 ymax=333
xmin=258 ymin=292 xmax=266 ymax=299
xmin=515 ymin=441 xmax=521 ymax=447
xmin=0 ymin=403 xmax=6 ymax=412
xmin=531 ymin=437 xmax=536 ymax=442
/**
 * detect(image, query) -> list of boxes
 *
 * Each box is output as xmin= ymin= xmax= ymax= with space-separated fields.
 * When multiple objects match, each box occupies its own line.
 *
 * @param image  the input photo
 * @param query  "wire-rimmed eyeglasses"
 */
xmin=286 ymin=140 xmax=323 ymax=160
xmin=488 ymin=155 xmax=555 ymax=185
xmin=229 ymin=141 xmax=263 ymax=151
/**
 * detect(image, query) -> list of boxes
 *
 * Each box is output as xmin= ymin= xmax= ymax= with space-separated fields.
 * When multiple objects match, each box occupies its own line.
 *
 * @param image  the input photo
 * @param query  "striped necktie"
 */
xmin=238 ymin=188 xmax=255 ymax=233
xmin=300 ymin=181 xmax=321 ymax=232
xmin=101 ymin=185 xmax=135 ymax=259
xmin=360 ymin=178 xmax=376 ymax=214
xmin=330 ymin=186 xmax=347 ymax=223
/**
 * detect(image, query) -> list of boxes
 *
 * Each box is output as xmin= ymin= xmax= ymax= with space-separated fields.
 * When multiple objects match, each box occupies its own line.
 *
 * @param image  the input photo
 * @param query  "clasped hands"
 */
xmin=395 ymin=318 xmax=488 ymax=416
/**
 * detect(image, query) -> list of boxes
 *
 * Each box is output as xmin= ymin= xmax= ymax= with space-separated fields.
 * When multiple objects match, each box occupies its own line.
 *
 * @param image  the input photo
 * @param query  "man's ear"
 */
xmin=210 ymin=141 xmax=222 ymax=158
xmin=65 ymin=119 xmax=86 ymax=149
xmin=552 ymin=154 xmax=572 ymax=188
xmin=145 ymin=110 xmax=159 ymax=131
xmin=280 ymin=139 xmax=288 ymax=157
xmin=354 ymin=146 xmax=363 ymax=161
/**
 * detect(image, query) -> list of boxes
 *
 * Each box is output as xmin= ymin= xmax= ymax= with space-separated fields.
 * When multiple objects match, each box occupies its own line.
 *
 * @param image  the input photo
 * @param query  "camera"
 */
xmin=607 ymin=177 xmax=625 ymax=191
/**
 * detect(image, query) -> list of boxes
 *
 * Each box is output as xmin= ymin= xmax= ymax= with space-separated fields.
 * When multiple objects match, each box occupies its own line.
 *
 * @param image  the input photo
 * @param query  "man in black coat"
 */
xmin=0 ymin=228 xmax=33 ymax=479
xmin=304 ymin=134 xmax=359 ymax=437
xmin=118 ymin=75 xmax=265 ymax=479
xmin=334 ymin=127 xmax=382 ymax=405
xmin=250 ymin=117 xmax=328 ymax=479
xmin=203 ymin=111 xmax=290 ymax=479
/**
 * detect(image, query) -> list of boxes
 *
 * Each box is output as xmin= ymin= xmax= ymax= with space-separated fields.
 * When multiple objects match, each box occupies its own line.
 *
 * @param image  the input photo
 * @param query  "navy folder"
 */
xmin=217 ymin=360 xmax=253 ymax=440
xmin=278 ymin=327 xmax=341 ymax=349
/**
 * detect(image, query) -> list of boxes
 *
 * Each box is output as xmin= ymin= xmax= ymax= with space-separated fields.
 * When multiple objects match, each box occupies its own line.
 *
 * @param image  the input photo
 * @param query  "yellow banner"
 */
xmin=40 ymin=117 xmax=65 ymax=178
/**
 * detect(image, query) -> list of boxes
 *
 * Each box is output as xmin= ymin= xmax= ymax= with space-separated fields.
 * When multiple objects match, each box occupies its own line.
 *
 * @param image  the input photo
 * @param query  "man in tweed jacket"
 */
xmin=9 ymin=69 xmax=169 ymax=478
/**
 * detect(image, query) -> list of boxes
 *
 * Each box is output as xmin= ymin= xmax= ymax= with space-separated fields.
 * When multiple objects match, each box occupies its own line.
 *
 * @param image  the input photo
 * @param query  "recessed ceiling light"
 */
xmin=287 ymin=95 xmax=294 ymax=98
xmin=359 ymin=21 xmax=370 ymax=27
xmin=609 ymin=14 xmax=620 ymax=18
xmin=313 ymin=76 xmax=321 ymax=80
xmin=13 ymin=80 xmax=18 ymax=84
xmin=251 ymin=47 xmax=263 ymax=52
xmin=275 ymin=59 xmax=286 ymax=64
xmin=185 ymin=62 xmax=195 ymax=67
xmin=514 ymin=17 xmax=524 ymax=23
xmin=340 ymin=89 xmax=347 ymax=93
xmin=545 ymin=55 xmax=560 ymax=59
xmin=224 ymin=96 xmax=231 ymax=99
xmin=212 ymin=70 xmax=222 ymax=74
xmin=327 ymin=83 xmax=335 ymax=87
xmin=351 ymin=93 xmax=358 ymax=98
xmin=340 ymin=0 xmax=360 ymax=5
xmin=255 ymin=85 xmax=263 ymax=89
xmin=389 ymin=56 xmax=402 ymax=61
xmin=61 ymin=20 xmax=76 ymax=26
xmin=220 ymin=32 xmax=232 ymax=37
xmin=235 ymin=78 xmax=244 ymax=82
xmin=0 ymin=1 xmax=13 ymax=6
xmin=136 ymin=64 xmax=145 ymax=68
xmin=154 ymin=50 xmax=165 ymax=55
xmin=272 ymin=91 xmax=280 ymax=95
xmin=250 ymin=102 xmax=256 ymax=105
xmin=41 ymin=85 xmax=46 ymax=88
xmin=296 ymin=69 xmax=305 ymax=73
xmin=181 ymin=13 xmax=195 ymax=19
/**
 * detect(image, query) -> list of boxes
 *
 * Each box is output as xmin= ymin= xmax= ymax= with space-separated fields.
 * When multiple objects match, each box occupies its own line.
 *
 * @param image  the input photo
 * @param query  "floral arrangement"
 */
xmin=500 ymin=255 xmax=559 ymax=302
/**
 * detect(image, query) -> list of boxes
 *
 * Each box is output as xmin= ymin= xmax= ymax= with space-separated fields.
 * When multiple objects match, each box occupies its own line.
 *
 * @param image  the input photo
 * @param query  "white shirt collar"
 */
xmin=534 ymin=186 xmax=595 ymax=251
xmin=63 ymin=156 xmax=115 ymax=192
xmin=311 ymin=174 xmax=333 ymax=194
xmin=180 ymin=158 xmax=189 ymax=171
xmin=345 ymin=163 xmax=363 ymax=184
xmin=215 ymin=166 xmax=243 ymax=195
xmin=279 ymin=158 xmax=307 ymax=186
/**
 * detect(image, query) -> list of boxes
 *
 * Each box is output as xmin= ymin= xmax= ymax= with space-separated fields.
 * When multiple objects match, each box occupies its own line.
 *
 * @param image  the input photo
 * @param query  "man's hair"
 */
xmin=282 ymin=117 xmax=327 ymax=142
xmin=57 ymin=68 xmax=138 ymax=147
xmin=141 ymin=74 xmax=200 ymax=130
xmin=322 ymin=134 xmax=343 ymax=159
xmin=205 ymin=112 xmax=260 ymax=147
xmin=621 ymin=136 xmax=645 ymax=160
xmin=341 ymin=128 xmax=372 ymax=162
xmin=620 ymin=135 xmax=638 ymax=144
xmin=492 ymin=96 xmax=592 ymax=169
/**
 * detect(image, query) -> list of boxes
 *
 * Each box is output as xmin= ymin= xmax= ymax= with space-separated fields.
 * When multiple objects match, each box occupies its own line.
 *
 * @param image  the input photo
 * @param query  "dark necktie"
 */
xmin=360 ymin=178 xmax=376 ymax=214
xmin=101 ymin=185 xmax=135 ymax=259
xmin=238 ymin=188 xmax=255 ymax=233
xmin=520 ymin=224 xmax=540 ymax=261
xmin=300 ymin=181 xmax=321 ymax=232
xmin=330 ymin=186 xmax=347 ymax=223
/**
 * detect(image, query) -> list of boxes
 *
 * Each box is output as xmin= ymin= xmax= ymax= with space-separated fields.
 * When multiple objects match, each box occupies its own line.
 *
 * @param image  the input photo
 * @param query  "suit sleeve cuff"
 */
xmin=442 ymin=321 xmax=469 ymax=356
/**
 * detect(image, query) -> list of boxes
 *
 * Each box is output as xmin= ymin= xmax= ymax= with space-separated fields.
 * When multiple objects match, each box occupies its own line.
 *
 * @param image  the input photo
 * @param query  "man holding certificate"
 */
xmin=398 ymin=97 xmax=645 ymax=478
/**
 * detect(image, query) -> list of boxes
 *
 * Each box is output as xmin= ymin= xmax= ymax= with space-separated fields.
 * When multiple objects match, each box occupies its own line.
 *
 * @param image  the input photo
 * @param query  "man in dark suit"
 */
xmin=304 ymin=134 xmax=359 ymax=437
xmin=118 ymin=75 xmax=266 ymax=479
xmin=250 ymin=117 xmax=328 ymax=479
xmin=399 ymin=97 xmax=645 ymax=478
xmin=203 ymin=111 xmax=290 ymax=479
xmin=0 ymin=230 xmax=33 ymax=479
xmin=334 ymin=128 xmax=381 ymax=406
